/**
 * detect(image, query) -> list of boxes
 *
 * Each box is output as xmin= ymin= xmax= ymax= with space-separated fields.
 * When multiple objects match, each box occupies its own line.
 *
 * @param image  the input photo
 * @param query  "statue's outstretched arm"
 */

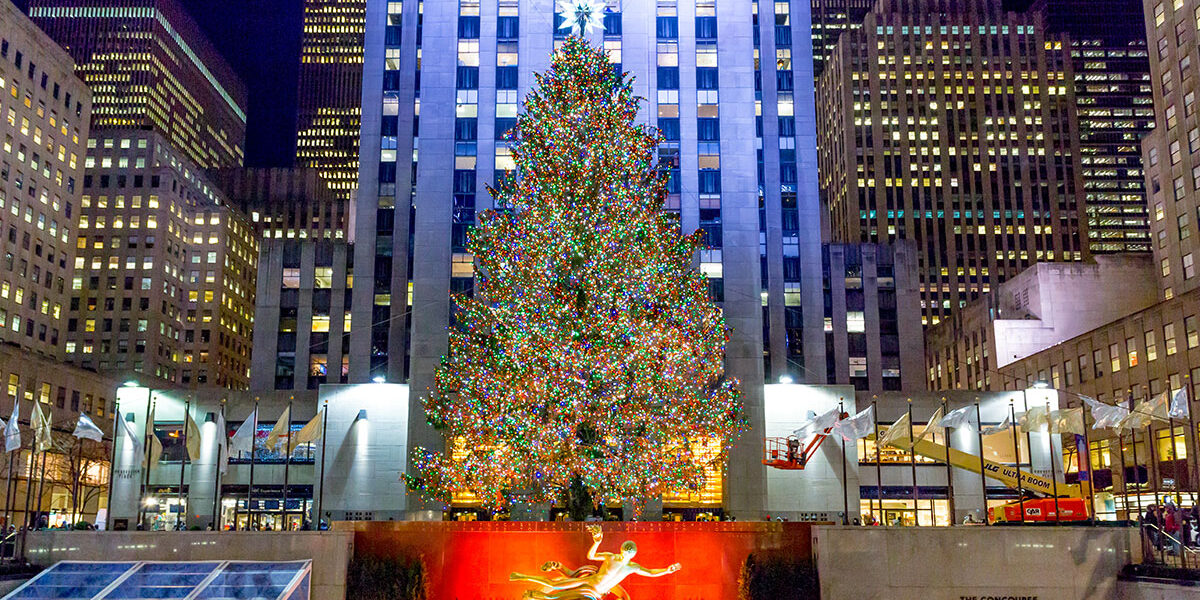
xmin=632 ymin=563 xmax=682 ymax=578
xmin=584 ymin=525 xmax=606 ymax=560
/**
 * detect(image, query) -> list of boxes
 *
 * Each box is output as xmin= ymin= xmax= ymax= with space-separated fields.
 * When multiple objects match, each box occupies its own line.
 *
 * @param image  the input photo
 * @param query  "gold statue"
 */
xmin=509 ymin=524 xmax=682 ymax=599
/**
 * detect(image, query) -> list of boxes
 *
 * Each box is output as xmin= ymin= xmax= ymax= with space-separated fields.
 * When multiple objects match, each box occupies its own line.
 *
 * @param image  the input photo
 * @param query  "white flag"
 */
xmin=1170 ymin=388 xmax=1190 ymax=420
xmin=1049 ymin=408 xmax=1085 ymax=435
xmin=792 ymin=407 xmax=841 ymax=444
xmin=936 ymin=406 xmax=974 ymax=430
xmin=1083 ymin=396 xmax=1128 ymax=429
xmin=1118 ymin=393 xmax=1169 ymax=430
xmin=915 ymin=406 xmax=943 ymax=444
xmin=877 ymin=412 xmax=912 ymax=449
xmin=266 ymin=405 xmax=292 ymax=450
xmin=72 ymin=413 xmax=105 ymax=442
xmin=1018 ymin=406 xmax=1050 ymax=432
xmin=216 ymin=410 xmax=229 ymax=475
xmin=117 ymin=412 xmax=143 ymax=455
xmin=980 ymin=415 xmax=1012 ymax=436
xmin=830 ymin=405 xmax=875 ymax=441
xmin=229 ymin=407 xmax=257 ymax=457
xmin=4 ymin=402 xmax=19 ymax=453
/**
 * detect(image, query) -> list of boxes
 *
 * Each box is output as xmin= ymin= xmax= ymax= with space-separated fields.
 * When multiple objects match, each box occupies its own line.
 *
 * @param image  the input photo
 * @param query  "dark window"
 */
xmin=656 ymin=17 xmax=678 ymax=39
xmin=496 ymin=66 xmax=518 ymax=89
xmin=657 ymin=66 xmax=679 ymax=89
xmin=455 ymin=66 xmax=479 ymax=89
xmin=695 ymin=16 xmax=717 ymax=39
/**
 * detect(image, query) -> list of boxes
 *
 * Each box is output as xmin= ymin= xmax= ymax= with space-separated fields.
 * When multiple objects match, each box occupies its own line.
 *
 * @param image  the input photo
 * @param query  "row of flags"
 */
xmin=0 ymin=400 xmax=106 ymax=454
xmin=116 ymin=404 xmax=325 ymax=474
xmin=792 ymin=388 xmax=1193 ymax=450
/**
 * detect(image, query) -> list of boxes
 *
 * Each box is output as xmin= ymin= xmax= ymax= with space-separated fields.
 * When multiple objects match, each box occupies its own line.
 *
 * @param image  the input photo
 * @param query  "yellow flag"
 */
xmin=288 ymin=409 xmax=324 ymax=453
xmin=31 ymin=402 xmax=53 ymax=453
xmin=144 ymin=405 xmax=163 ymax=467
xmin=185 ymin=411 xmax=202 ymax=461
xmin=266 ymin=405 xmax=291 ymax=450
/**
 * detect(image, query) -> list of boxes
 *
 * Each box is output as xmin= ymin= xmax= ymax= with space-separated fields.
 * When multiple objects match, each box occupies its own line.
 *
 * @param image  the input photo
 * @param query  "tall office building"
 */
xmin=28 ymin=0 xmax=248 ymax=168
xmin=1142 ymin=0 xmax=1200 ymax=299
xmin=211 ymin=168 xmax=350 ymax=240
xmin=809 ymin=0 xmax=872 ymax=79
xmin=295 ymin=0 xmax=366 ymax=200
xmin=818 ymin=0 xmax=1089 ymax=326
xmin=67 ymin=130 xmax=257 ymax=389
xmin=0 ymin=0 xmax=92 ymax=360
xmin=257 ymin=0 xmax=939 ymax=520
xmin=1039 ymin=0 xmax=1155 ymax=254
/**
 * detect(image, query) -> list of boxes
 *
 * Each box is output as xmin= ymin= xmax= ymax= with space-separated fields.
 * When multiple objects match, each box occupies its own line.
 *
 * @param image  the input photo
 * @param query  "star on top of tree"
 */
xmin=557 ymin=0 xmax=607 ymax=35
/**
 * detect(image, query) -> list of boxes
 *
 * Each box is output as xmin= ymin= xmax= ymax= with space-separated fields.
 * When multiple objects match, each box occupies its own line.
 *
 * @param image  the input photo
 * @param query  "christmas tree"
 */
xmin=408 ymin=36 xmax=745 ymax=512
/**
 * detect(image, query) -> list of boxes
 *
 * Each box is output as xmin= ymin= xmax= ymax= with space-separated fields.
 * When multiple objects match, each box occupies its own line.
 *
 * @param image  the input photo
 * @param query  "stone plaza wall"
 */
xmin=24 ymin=531 xmax=353 ymax=599
xmin=816 ymin=525 xmax=1140 ymax=600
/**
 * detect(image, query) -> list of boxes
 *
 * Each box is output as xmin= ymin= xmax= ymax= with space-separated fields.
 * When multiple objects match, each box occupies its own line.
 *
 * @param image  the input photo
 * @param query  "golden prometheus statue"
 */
xmin=509 ymin=524 xmax=682 ymax=599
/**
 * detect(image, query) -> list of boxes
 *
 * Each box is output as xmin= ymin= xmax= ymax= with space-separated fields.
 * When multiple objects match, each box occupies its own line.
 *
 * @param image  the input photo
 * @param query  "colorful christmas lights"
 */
xmin=407 ymin=37 xmax=745 ymax=512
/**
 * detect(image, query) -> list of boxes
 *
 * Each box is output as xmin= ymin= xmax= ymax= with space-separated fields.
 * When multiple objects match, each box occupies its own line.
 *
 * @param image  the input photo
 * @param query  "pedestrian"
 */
xmin=1143 ymin=505 xmax=1159 ymax=550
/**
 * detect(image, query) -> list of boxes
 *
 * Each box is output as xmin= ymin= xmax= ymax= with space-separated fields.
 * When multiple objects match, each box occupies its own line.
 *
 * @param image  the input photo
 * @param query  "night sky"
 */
xmin=17 ymin=0 xmax=303 ymax=167
xmin=181 ymin=0 xmax=303 ymax=167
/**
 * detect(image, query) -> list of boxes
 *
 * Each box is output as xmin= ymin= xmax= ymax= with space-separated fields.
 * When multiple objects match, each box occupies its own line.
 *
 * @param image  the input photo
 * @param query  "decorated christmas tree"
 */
xmin=407 ymin=36 xmax=744 ymax=513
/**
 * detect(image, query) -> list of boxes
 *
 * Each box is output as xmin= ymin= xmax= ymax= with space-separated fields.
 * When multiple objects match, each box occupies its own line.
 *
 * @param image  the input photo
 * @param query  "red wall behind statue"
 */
xmin=344 ymin=521 xmax=815 ymax=600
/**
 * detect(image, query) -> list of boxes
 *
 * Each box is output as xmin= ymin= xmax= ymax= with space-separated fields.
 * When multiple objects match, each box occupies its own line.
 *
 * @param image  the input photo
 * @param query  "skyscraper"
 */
xmin=809 ymin=0 xmax=873 ymax=79
xmin=1142 ymin=0 xmax=1200 ymax=298
xmin=28 ymin=0 xmax=248 ymax=168
xmin=295 ymin=0 xmax=366 ymax=200
xmin=817 ymin=0 xmax=1089 ymax=326
xmin=1040 ymin=0 xmax=1155 ymax=254
xmin=0 ymin=0 xmax=92 ymax=360
xmin=67 ymin=130 xmax=258 ymax=389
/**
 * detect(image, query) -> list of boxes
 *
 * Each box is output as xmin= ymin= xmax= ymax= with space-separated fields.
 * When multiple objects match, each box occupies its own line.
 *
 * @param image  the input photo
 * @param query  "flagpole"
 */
xmin=1168 ymin=413 xmax=1182 ymax=507
xmin=247 ymin=399 xmax=258 ymax=531
xmin=34 ymin=452 xmax=47 ymax=529
xmin=906 ymin=399 xmax=918 ymax=525
xmin=4 ymin=451 xmax=13 ymax=531
xmin=942 ymin=398 xmax=955 ymax=526
xmin=872 ymin=399 xmax=881 ymax=525
xmin=140 ymin=398 xmax=156 ymax=529
xmin=838 ymin=400 xmax=849 ymax=525
xmin=104 ymin=406 xmax=118 ymax=531
xmin=1020 ymin=392 xmax=1037 ymax=524
xmin=1081 ymin=402 xmax=1097 ymax=522
xmin=1183 ymin=383 xmax=1198 ymax=508
xmin=282 ymin=398 xmax=293 ymax=530
xmin=213 ymin=400 xmax=224 ymax=531
xmin=1044 ymin=402 xmax=1060 ymax=524
xmin=177 ymin=396 xmax=190 ymax=530
xmin=71 ymin=439 xmax=84 ymax=525
xmin=316 ymin=401 xmax=328 ymax=530
xmin=975 ymin=401 xmax=988 ymax=525
xmin=1127 ymin=390 xmax=1144 ymax=518
xmin=22 ymin=430 xmax=37 ymax=531
xmin=1009 ymin=401 xmax=1025 ymax=524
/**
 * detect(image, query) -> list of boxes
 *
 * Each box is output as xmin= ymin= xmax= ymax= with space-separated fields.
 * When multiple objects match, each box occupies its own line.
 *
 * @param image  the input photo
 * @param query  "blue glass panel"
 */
xmin=9 ymin=562 xmax=137 ymax=599
xmin=193 ymin=561 xmax=309 ymax=600
xmin=103 ymin=562 xmax=219 ymax=599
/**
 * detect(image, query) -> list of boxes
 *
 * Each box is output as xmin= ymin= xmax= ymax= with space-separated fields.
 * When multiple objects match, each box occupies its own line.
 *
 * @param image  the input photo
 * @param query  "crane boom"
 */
xmin=885 ymin=431 xmax=1083 ymax=499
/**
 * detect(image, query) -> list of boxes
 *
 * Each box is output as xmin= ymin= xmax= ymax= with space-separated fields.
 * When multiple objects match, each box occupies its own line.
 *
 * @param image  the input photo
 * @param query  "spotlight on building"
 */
xmin=144 ymin=496 xmax=157 ymax=507
xmin=372 ymin=376 xmax=386 ymax=384
xmin=123 ymin=380 xmax=140 ymax=387
xmin=1032 ymin=380 xmax=1050 ymax=389
xmin=778 ymin=374 xmax=795 ymax=384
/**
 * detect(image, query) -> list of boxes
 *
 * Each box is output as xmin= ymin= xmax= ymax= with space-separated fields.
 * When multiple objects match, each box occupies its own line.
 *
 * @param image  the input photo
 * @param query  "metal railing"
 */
xmin=1141 ymin=523 xmax=1200 ymax=570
